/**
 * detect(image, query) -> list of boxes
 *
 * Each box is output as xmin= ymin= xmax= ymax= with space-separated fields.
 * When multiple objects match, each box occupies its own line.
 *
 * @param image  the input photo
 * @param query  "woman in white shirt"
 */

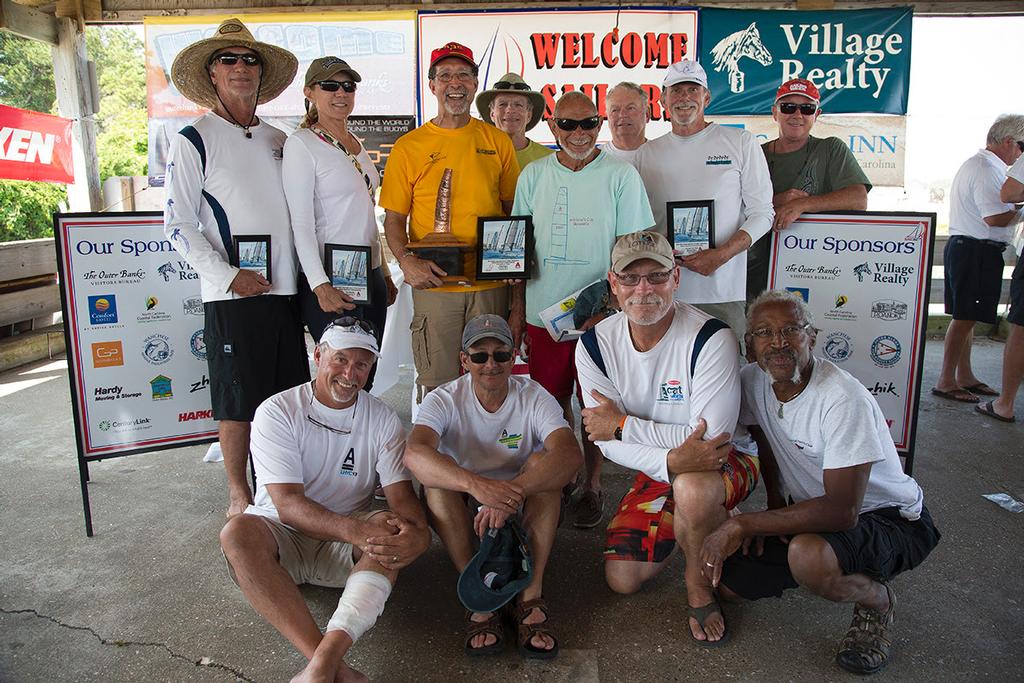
xmin=283 ymin=56 xmax=396 ymax=387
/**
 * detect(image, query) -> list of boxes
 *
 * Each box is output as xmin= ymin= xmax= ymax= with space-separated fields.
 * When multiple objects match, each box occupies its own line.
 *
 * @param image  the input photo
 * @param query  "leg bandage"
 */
xmin=325 ymin=571 xmax=393 ymax=643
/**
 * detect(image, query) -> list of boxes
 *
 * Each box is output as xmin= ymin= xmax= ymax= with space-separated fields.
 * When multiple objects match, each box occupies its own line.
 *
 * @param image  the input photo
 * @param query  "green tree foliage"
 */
xmin=0 ymin=27 xmax=147 ymax=241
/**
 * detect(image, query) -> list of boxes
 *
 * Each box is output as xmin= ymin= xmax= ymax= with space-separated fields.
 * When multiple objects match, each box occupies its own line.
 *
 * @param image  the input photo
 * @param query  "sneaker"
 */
xmin=835 ymin=583 xmax=896 ymax=675
xmin=572 ymin=490 xmax=603 ymax=529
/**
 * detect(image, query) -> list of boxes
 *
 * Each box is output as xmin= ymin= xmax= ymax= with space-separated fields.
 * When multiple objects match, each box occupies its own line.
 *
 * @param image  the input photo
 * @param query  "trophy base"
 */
xmin=407 ymin=233 xmax=472 ymax=285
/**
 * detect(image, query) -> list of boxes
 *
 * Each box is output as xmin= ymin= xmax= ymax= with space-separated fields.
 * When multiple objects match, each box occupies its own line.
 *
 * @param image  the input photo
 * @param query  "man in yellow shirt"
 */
xmin=382 ymin=42 xmax=519 ymax=398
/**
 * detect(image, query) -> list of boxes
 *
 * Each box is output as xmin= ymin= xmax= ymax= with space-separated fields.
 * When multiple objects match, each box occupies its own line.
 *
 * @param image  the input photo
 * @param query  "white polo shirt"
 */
xmin=948 ymin=149 xmax=1015 ymax=243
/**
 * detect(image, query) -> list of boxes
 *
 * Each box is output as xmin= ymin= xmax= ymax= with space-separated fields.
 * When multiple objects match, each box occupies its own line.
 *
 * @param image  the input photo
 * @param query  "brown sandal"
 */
xmin=515 ymin=598 xmax=559 ymax=660
xmin=464 ymin=610 xmax=503 ymax=656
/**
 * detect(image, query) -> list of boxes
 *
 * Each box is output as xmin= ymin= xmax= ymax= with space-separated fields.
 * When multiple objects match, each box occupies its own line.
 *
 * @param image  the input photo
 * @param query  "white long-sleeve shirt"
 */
xmin=575 ymin=302 xmax=741 ymax=483
xmin=634 ymin=123 xmax=774 ymax=303
xmin=163 ymin=112 xmax=297 ymax=302
xmin=282 ymin=127 xmax=381 ymax=290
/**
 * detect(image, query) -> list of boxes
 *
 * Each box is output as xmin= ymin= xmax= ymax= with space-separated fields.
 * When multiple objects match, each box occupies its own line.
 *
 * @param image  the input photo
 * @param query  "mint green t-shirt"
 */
xmin=513 ymin=150 xmax=655 ymax=326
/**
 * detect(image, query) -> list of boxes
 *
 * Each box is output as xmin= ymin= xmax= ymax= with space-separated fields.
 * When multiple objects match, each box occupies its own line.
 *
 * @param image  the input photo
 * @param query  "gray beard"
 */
xmin=561 ymin=145 xmax=596 ymax=161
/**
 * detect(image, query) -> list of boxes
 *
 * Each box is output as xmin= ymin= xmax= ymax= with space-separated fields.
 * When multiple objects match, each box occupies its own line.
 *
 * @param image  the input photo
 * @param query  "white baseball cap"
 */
xmin=320 ymin=318 xmax=379 ymax=358
xmin=663 ymin=60 xmax=708 ymax=90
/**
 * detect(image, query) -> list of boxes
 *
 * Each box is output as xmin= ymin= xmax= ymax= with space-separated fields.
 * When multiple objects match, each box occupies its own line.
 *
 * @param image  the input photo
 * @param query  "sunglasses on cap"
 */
xmin=778 ymin=102 xmax=818 ymax=116
xmin=466 ymin=350 xmax=514 ymax=364
xmin=494 ymin=80 xmax=531 ymax=91
xmin=322 ymin=315 xmax=376 ymax=337
xmin=554 ymin=116 xmax=601 ymax=132
xmin=209 ymin=52 xmax=262 ymax=67
xmin=317 ymin=80 xmax=357 ymax=93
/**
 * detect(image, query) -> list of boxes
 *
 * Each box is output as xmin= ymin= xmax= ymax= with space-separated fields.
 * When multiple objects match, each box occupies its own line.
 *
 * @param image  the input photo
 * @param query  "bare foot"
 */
xmin=335 ymin=661 xmax=368 ymax=683
xmin=289 ymin=659 xmax=367 ymax=683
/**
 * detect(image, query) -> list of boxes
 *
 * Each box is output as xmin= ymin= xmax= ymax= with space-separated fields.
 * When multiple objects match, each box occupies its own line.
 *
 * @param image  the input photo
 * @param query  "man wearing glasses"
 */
xmin=700 ymin=290 xmax=939 ymax=675
xmin=748 ymin=78 xmax=871 ymax=302
xmin=405 ymin=314 xmax=581 ymax=658
xmin=220 ymin=317 xmax=430 ymax=682
xmin=165 ymin=19 xmax=310 ymax=518
xmin=381 ymin=42 xmax=519 ymax=402
xmin=575 ymin=231 xmax=758 ymax=647
xmin=510 ymin=91 xmax=654 ymax=529
xmin=634 ymin=60 xmax=774 ymax=341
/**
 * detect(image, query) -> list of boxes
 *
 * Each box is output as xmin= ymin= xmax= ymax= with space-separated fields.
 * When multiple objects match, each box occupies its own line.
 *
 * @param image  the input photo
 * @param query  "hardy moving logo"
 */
xmin=94 ymin=384 xmax=142 ymax=402
xmin=701 ymin=8 xmax=911 ymax=114
xmin=498 ymin=429 xmax=523 ymax=450
xmin=91 ymin=341 xmax=124 ymax=368
xmin=87 ymin=295 xmax=118 ymax=325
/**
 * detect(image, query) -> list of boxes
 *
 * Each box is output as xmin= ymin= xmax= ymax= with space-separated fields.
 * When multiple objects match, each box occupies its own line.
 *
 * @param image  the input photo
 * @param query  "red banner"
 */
xmin=0 ymin=103 xmax=75 ymax=184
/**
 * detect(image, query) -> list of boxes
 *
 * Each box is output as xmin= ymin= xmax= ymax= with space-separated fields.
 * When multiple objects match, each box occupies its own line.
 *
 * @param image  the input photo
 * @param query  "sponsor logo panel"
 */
xmin=87 ymin=295 xmax=118 ymax=325
xmin=91 ymin=341 xmax=124 ymax=368
xmin=142 ymin=334 xmax=173 ymax=365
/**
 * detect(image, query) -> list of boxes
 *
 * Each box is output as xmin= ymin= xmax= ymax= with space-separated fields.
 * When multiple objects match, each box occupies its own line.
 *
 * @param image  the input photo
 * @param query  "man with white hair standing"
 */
xmin=932 ymin=114 xmax=1024 ymax=404
xmin=634 ymin=60 xmax=774 ymax=340
xmin=601 ymin=81 xmax=651 ymax=163
xmin=510 ymin=92 xmax=654 ymax=529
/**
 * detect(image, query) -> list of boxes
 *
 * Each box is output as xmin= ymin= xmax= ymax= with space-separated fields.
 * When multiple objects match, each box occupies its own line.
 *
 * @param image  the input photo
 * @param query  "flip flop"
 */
xmin=688 ymin=598 xmax=730 ymax=648
xmin=975 ymin=400 xmax=1015 ymax=423
xmin=964 ymin=382 xmax=999 ymax=397
xmin=930 ymin=387 xmax=979 ymax=403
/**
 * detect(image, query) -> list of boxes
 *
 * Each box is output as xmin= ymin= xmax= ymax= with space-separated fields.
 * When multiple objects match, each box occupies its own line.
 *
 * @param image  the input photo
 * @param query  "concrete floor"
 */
xmin=1 ymin=338 xmax=1022 ymax=682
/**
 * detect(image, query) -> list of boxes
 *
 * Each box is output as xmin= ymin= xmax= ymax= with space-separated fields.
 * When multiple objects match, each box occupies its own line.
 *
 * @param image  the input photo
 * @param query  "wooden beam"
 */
xmin=0 ymin=0 xmax=58 ymax=45
xmin=0 ymin=283 xmax=61 ymax=327
xmin=0 ymin=239 xmax=58 ymax=282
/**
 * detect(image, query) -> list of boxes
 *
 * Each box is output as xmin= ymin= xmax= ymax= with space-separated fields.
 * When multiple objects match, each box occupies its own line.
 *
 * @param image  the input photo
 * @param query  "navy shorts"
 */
xmin=943 ymin=235 xmax=1005 ymax=324
xmin=204 ymin=295 xmax=310 ymax=422
xmin=1008 ymin=256 xmax=1024 ymax=326
xmin=720 ymin=505 xmax=940 ymax=600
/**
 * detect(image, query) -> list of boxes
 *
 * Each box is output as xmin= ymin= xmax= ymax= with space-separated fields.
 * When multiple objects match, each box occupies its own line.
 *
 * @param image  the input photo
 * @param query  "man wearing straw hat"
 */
xmin=476 ymin=72 xmax=553 ymax=170
xmin=164 ymin=18 xmax=310 ymax=518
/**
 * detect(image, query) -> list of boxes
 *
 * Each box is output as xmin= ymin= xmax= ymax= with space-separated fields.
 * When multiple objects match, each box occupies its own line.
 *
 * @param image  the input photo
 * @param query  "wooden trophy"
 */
xmin=405 ymin=168 xmax=472 ymax=284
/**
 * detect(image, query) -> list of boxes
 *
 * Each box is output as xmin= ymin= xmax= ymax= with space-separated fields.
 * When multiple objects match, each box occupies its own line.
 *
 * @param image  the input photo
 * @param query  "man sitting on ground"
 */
xmin=404 ymin=314 xmax=582 ymax=659
xmin=219 ymin=318 xmax=430 ymax=682
xmin=701 ymin=290 xmax=940 ymax=675
xmin=575 ymin=230 xmax=759 ymax=646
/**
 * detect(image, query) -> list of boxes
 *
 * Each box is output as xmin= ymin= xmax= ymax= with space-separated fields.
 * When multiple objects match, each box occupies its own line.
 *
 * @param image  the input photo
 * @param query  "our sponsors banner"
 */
xmin=712 ymin=115 xmax=905 ymax=186
xmin=768 ymin=211 xmax=935 ymax=469
xmin=701 ymin=8 xmax=912 ymax=115
xmin=55 ymin=212 xmax=216 ymax=458
xmin=0 ymin=103 xmax=74 ymax=184
xmin=418 ymin=8 xmax=699 ymax=146
xmin=145 ymin=12 xmax=416 ymax=183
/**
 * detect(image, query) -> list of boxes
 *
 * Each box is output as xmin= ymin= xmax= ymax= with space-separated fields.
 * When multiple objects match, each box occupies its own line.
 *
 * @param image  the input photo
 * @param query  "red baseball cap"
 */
xmin=774 ymin=78 xmax=821 ymax=105
xmin=430 ymin=42 xmax=475 ymax=70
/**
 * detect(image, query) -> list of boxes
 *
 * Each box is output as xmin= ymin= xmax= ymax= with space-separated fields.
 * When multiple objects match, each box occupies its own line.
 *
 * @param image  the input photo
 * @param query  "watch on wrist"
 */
xmin=614 ymin=425 xmax=623 ymax=440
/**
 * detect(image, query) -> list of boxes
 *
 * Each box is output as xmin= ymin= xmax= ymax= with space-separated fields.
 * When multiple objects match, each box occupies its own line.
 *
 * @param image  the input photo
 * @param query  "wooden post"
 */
xmin=51 ymin=17 xmax=102 ymax=212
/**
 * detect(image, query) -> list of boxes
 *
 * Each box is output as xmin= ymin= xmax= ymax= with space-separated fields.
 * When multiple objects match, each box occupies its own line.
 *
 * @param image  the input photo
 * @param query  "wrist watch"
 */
xmin=614 ymin=425 xmax=623 ymax=440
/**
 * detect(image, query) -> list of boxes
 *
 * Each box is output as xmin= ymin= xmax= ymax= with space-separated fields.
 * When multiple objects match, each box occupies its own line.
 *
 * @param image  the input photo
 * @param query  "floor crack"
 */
xmin=1 ymin=607 xmax=255 ymax=682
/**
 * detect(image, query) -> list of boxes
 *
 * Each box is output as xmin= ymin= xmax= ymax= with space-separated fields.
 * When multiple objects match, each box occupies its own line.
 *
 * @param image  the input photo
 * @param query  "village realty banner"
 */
xmin=0 ymin=104 xmax=74 ymax=184
xmin=418 ymin=8 xmax=699 ymax=146
xmin=700 ymin=8 xmax=912 ymax=115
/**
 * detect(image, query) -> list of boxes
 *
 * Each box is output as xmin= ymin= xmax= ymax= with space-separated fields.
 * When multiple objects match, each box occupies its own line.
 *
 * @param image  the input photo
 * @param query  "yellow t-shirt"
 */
xmin=380 ymin=119 xmax=519 ymax=292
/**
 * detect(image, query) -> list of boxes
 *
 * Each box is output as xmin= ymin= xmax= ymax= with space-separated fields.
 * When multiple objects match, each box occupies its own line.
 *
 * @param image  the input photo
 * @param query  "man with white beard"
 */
xmin=575 ymin=230 xmax=760 ymax=646
xmin=509 ymin=92 xmax=653 ymax=529
xmin=700 ymin=290 xmax=939 ymax=675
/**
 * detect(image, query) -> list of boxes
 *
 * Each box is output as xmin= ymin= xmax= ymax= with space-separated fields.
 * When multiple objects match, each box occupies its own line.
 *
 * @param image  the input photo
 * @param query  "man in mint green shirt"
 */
xmin=509 ymin=91 xmax=654 ymax=530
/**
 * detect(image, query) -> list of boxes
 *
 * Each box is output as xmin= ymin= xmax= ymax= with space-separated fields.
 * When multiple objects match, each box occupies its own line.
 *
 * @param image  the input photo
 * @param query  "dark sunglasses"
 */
xmin=494 ymin=80 xmax=531 ymax=91
xmin=317 ymin=80 xmax=357 ymax=93
xmin=554 ymin=116 xmax=601 ymax=132
xmin=210 ymin=52 xmax=261 ymax=67
xmin=323 ymin=315 xmax=376 ymax=336
xmin=466 ymin=350 xmax=514 ymax=364
xmin=778 ymin=102 xmax=818 ymax=116
xmin=1017 ymin=140 xmax=1024 ymax=152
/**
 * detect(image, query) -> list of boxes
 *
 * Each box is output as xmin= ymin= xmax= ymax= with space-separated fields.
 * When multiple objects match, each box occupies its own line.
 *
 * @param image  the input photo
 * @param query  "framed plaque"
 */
xmin=324 ymin=243 xmax=371 ymax=305
xmin=666 ymin=200 xmax=715 ymax=256
xmin=233 ymin=235 xmax=272 ymax=283
xmin=476 ymin=215 xmax=533 ymax=280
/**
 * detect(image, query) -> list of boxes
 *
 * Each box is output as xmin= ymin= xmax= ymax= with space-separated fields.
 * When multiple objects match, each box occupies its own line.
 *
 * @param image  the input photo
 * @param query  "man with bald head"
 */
xmin=602 ymin=82 xmax=651 ymax=163
xmin=509 ymin=91 xmax=654 ymax=528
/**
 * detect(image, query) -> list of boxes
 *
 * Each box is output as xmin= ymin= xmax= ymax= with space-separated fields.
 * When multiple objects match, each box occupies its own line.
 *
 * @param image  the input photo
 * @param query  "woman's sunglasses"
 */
xmin=317 ymin=80 xmax=358 ymax=93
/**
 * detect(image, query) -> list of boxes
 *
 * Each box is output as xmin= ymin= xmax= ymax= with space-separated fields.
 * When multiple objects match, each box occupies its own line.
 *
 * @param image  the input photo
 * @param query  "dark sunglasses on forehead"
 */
xmin=494 ymin=80 xmax=531 ymax=91
xmin=554 ymin=116 xmax=601 ymax=132
xmin=778 ymin=102 xmax=818 ymax=116
xmin=322 ymin=315 xmax=376 ymax=337
xmin=209 ymin=52 xmax=262 ymax=67
xmin=466 ymin=350 xmax=514 ymax=364
xmin=317 ymin=80 xmax=357 ymax=93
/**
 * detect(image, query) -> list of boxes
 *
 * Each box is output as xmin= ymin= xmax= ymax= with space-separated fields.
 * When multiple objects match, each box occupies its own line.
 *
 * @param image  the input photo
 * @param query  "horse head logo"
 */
xmin=710 ymin=22 xmax=773 ymax=94
xmin=854 ymin=263 xmax=871 ymax=282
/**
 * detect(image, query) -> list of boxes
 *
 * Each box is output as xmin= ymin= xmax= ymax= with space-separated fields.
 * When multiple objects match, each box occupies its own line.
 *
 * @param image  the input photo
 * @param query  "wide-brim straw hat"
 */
xmin=476 ymin=73 xmax=546 ymax=132
xmin=171 ymin=18 xmax=298 ymax=108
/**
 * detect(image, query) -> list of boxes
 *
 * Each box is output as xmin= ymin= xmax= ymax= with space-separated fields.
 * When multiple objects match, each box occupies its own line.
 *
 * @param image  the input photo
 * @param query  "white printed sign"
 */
xmin=768 ymin=212 xmax=935 ymax=465
xmin=56 ymin=213 xmax=217 ymax=457
xmin=417 ymin=8 xmax=699 ymax=146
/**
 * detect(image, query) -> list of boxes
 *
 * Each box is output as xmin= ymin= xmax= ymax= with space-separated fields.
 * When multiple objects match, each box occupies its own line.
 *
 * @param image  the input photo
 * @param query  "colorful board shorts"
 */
xmin=604 ymin=448 xmax=760 ymax=563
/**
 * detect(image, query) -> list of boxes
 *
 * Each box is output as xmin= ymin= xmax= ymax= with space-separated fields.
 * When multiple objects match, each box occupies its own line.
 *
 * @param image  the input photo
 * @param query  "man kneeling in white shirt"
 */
xmin=219 ymin=317 xmax=430 ymax=683
xmin=405 ymin=314 xmax=582 ymax=659
xmin=701 ymin=291 xmax=940 ymax=675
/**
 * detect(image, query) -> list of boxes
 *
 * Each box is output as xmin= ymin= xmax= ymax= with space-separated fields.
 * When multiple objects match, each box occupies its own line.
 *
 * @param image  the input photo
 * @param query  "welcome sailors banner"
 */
xmin=700 ymin=8 xmax=912 ymax=115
